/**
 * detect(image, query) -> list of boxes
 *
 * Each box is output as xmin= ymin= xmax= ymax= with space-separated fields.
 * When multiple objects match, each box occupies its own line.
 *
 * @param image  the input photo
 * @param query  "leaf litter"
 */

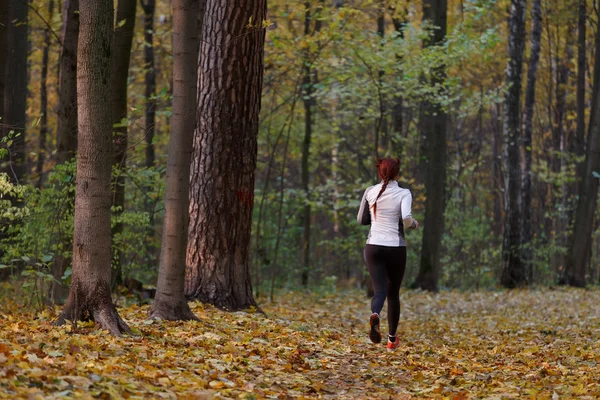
xmin=0 ymin=287 xmax=599 ymax=399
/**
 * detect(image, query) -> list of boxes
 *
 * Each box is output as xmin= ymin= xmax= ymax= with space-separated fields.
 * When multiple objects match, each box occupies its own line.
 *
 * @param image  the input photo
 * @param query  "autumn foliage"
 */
xmin=1 ymin=288 xmax=599 ymax=398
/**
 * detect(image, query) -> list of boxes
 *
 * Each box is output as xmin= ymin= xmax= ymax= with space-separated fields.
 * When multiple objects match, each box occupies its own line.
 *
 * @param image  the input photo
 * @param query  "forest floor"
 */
xmin=0 ymin=287 xmax=599 ymax=399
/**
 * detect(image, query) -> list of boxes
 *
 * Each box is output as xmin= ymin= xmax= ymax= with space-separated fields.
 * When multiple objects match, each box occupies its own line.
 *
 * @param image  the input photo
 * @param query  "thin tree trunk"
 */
xmin=49 ymin=0 xmax=80 ymax=305
xmin=391 ymin=10 xmax=407 ymax=158
xmin=500 ymin=0 xmax=527 ymax=288
xmin=56 ymin=0 xmax=79 ymax=166
xmin=55 ymin=0 xmax=131 ymax=336
xmin=566 ymin=12 xmax=600 ymax=288
xmin=521 ymin=0 xmax=542 ymax=282
xmin=574 ymin=0 xmax=586 ymax=185
xmin=300 ymin=1 xmax=323 ymax=287
xmin=2 ymin=0 xmax=28 ymax=182
xmin=491 ymin=101 xmax=503 ymax=236
xmin=37 ymin=0 xmax=56 ymax=188
xmin=110 ymin=0 xmax=137 ymax=287
xmin=0 ymin=1 xmax=7 ymax=125
xmin=149 ymin=0 xmax=200 ymax=321
xmin=414 ymin=0 xmax=448 ymax=292
xmin=185 ymin=0 xmax=266 ymax=310
xmin=142 ymin=0 xmax=157 ymax=168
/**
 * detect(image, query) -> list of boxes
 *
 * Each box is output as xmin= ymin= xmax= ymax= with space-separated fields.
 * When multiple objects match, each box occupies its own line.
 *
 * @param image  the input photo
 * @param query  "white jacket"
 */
xmin=357 ymin=180 xmax=414 ymax=247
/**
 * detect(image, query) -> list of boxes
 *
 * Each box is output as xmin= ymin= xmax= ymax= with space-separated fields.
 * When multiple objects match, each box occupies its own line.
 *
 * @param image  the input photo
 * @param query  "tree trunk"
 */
xmin=390 ymin=11 xmax=407 ymax=158
xmin=149 ymin=0 xmax=199 ymax=321
xmin=521 ymin=0 xmax=542 ymax=282
xmin=185 ymin=0 xmax=266 ymax=310
xmin=37 ymin=0 xmax=56 ymax=188
xmin=0 ymin=1 xmax=7 ymax=126
xmin=414 ymin=0 xmax=448 ymax=292
xmin=574 ymin=0 xmax=586 ymax=182
xmin=56 ymin=0 xmax=79 ymax=166
xmin=491 ymin=101 xmax=503 ymax=237
xmin=49 ymin=0 xmax=80 ymax=305
xmin=110 ymin=0 xmax=137 ymax=287
xmin=55 ymin=0 xmax=131 ymax=336
xmin=300 ymin=1 xmax=322 ymax=287
xmin=142 ymin=0 xmax=157 ymax=169
xmin=501 ymin=0 xmax=527 ymax=288
xmin=2 ymin=0 xmax=28 ymax=182
xmin=566 ymin=12 xmax=600 ymax=288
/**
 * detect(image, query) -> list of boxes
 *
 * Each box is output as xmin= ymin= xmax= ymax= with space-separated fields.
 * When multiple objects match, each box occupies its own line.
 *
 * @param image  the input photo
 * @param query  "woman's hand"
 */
xmin=411 ymin=219 xmax=419 ymax=229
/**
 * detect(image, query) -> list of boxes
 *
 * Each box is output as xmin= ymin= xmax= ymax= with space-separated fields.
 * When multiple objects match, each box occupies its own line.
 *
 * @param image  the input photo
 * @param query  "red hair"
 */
xmin=371 ymin=157 xmax=400 ymax=219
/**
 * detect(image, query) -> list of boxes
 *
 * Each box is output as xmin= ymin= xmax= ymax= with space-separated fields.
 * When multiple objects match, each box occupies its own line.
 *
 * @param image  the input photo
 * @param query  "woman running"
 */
xmin=357 ymin=157 xmax=419 ymax=350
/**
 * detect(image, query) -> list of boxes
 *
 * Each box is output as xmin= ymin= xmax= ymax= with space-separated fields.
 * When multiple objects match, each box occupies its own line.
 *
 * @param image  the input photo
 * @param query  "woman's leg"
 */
xmin=364 ymin=244 xmax=388 ymax=315
xmin=386 ymin=246 xmax=407 ymax=337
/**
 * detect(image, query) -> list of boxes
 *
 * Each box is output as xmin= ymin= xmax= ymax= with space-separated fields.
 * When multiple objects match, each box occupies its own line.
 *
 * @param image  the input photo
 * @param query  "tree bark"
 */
xmin=0 ymin=1 xmax=7 ymax=124
xmin=56 ymin=0 xmax=79 ymax=166
xmin=55 ymin=0 xmax=131 ymax=336
xmin=141 ymin=0 xmax=157 ymax=169
xmin=110 ymin=0 xmax=137 ymax=287
xmin=521 ymin=0 xmax=541 ymax=281
xmin=300 ymin=1 xmax=322 ymax=287
xmin=2 ymin=0 xmax=28 ymax=182
xmin=573 ymin=0 xmax=586 ymax=184
xmin=37 ymin=0 xmax=56 ymax=188
xmin=49 ymin=0 xmax=80 ymax=305
xmin=414 ymin=0 xmax=448 ymax=292
xmin=185 ymin=0 xmax=266 ymax=310
xmin=501 ymin=0 xmax=527 ymax=288
xmin=566 ymin=11 xmax=600 ymax=288
xmin=149 ymin=0 xmax=199 ymax=321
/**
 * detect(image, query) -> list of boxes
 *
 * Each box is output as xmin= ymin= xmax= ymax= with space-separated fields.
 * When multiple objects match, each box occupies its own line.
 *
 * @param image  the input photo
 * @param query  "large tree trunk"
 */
xmin=149 ymin=0 xmax=200 ymax=321
xmin=414 ymin=0 xmax=448 ymax=292
xmin=55 ymin=0 xmax=131 ymax=336
xmin=56 ymin=0 xmax=79 ymax=166
xmin=110 ymin=0 xmax=137 ymax=287
xmin=566 ymin=13 xmax=600 ymax=288
xmin=501 ymin=0 xmax=527 ymax=288
xmin=2 ymin=0 xmax=28 ymax=182
xmin=37 ymin=0 xmax=56 ymax=188
xmin=300 ymin=1 xmax=322 ymax=287
xmin=49 ymin=0 xmax=80 ymax=305
xmin=521 ymin=0 xmax=542 ymax=282
xmin=142 ymin=0 xmax=157 ymax=169
xmin=185 ymin=0 xmax=266 ymax=310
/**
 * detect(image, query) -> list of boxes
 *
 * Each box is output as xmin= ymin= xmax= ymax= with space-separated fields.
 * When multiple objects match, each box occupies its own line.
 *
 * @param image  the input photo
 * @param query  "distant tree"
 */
xmin=2 ymin=0 xmax=28 ymax=182
xmin=56 ymin=0 xmax=131 ymax=335
xmin=141 ymin=0 xmax=157 ymax=168
xmin=414 ymin=0 xmax=448 ymax=292
xmin=501 ymin=0 xmax=527 ymax=288
xmin=566 ymin=13 xmax=600 ymax=288
xmin=521 ymin=0 xmax=542 ymax=280
xmin=49 ymin=0 xmax=80 ymax=305
xmin=110 ymin=0 xmax=137 ymax=286
xmin=150 ymin=0 xmax=199 ymax=321
xmin=55 ymin=0 xmax=79 ymax=166
xmin=300 ymin=1 xmax=323 ymax=287
xmin=0 ymin=1 xmax=7 ymax=125
xmin=185 ymin=0 xmax=266 ymax=309
xmin=36 ymin=0 xmax=56 ymax=188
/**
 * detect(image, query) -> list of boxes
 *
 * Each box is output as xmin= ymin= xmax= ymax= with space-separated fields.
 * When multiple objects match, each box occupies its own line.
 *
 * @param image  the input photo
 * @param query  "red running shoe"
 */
xmin=369 ymin=313 xmax=381 ymax=343
xmin=387 ymin=335 xmax=400 ymax=350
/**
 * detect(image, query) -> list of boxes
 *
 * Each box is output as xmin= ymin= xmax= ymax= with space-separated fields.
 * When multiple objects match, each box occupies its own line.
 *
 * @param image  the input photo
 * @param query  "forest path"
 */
xmin=0 ymin=288 xmax=599 ymax=399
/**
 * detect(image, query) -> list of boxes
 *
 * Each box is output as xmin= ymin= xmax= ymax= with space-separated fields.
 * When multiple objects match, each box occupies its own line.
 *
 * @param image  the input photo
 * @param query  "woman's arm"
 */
xmin=401 ymin=190 xmax=419 ymax=229
xmin=357 ymin=188 xmax=372 ymax=225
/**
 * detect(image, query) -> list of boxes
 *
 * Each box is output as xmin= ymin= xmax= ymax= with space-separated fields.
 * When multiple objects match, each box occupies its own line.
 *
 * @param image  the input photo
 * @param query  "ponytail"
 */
xmin=370 ymin=157 xmax=400 ymax=220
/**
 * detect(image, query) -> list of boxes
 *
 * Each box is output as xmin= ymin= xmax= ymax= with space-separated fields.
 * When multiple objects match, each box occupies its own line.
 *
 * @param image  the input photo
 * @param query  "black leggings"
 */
xmin=364 ymin=244 xmax=407 ymax=336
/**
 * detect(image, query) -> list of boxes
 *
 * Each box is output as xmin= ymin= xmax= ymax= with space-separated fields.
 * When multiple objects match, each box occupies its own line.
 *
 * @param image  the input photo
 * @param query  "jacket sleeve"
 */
xmin=401 ymin=190 xmax=415 ymax=228
xmin=357 ymin=188 xmax=372 ymax=225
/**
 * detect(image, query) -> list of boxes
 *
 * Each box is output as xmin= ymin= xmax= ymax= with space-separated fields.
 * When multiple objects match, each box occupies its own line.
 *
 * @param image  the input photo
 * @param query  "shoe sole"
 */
xmin=369 ymin=314 xmax=381 ymax=344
